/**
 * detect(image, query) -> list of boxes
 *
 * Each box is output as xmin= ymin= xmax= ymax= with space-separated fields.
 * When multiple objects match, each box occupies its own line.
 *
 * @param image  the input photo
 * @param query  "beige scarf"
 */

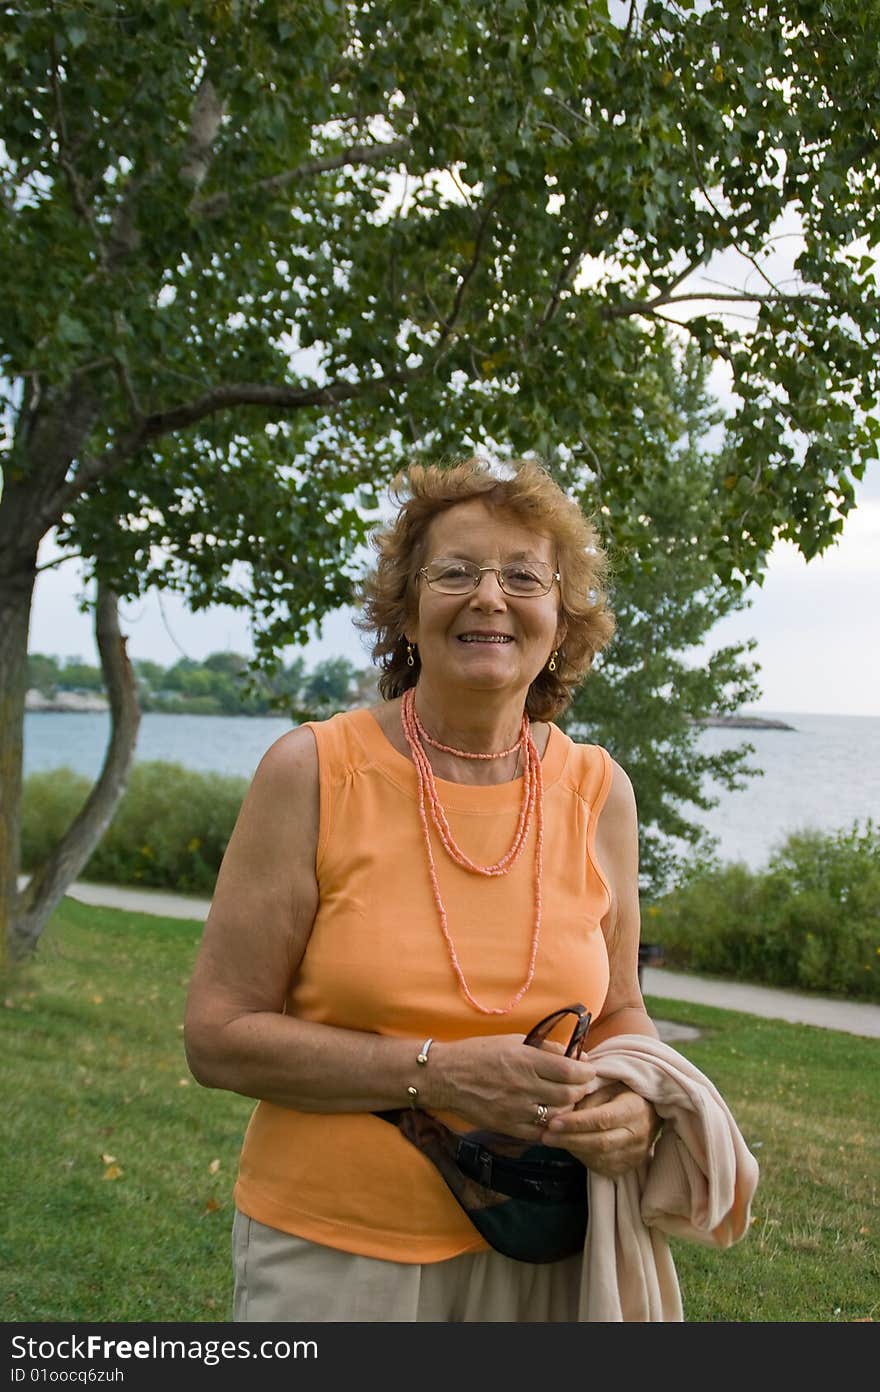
xmin=576 ymin=1034 xmax=760 ymax=1321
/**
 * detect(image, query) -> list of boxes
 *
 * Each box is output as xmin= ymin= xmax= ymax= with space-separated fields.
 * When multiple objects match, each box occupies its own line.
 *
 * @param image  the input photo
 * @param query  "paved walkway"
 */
xmin=57 ymin=880 xmax=880 ymax=1040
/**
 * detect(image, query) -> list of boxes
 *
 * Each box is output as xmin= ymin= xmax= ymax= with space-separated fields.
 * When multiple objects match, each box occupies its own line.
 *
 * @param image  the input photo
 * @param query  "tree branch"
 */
xmin=650 ymin=311 xmax=735 ymax=363
xmin=14 ymin=583 xmax=141 ymax=956
xmin=13 ymin=374 xmax=42 ymax=452
xmin=537 ymin=222 xmax=598 ymax=332
xmin=624 ymin=0 xmax=639 ymax=43
xmin=688 ymin=133 xmax=787 ymax=300
xmin=49 ymin=36 xmax=108 ymax=270
xmin=437 ymin=195 xmax=500 ymax=347
xmin=32 ymin=186 xmax=495 ymax=533
xmin=112 ymin=345 xmax=142 ymax=417
xmin=602 ymin=289 xmax=833 ymax=320
xmin=533 ymin=119 xmax=574 ymax=147
xmin=548 ymin=93 xmax=595 ymax=132
xmin=193 ymin=137 xmax=411 ymax=218
xmin=34 ymin=549 xmax=84 ymax=575
xmin=137 ymin=371 xmax=419 ymax=436
xmin=179 ymin=72 xmax=226 ymax=191
xmin=649 ymin=256 xmax=707 ymax=303
xmin=38 ymin=366 xmax=422 ymax=528
xmin=14 ymin=382 xmax=102 ymax=543
xmin=103 ymin=73 xmax=224 ymax=270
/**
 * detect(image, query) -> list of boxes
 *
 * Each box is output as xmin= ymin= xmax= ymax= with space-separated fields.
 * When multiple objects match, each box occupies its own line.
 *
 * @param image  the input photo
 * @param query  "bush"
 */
xmin=21 ymin=762 xmax=248 ymax=894
xmin=648 ymin=820 xmax=880 ymax=1002
xmin=20 ymin=768 xmax=93 ymax=866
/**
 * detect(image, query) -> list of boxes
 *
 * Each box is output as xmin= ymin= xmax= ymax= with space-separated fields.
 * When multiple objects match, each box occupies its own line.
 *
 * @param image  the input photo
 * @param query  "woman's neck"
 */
xmin=404 ymin=682 xmax=532 ymax=785
xmin=412 ymin=684 xmax=526 ymax=757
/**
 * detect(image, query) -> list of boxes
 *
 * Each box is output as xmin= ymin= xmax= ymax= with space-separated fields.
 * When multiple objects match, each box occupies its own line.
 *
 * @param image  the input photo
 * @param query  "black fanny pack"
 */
xmin=374 ymin=1106 xmax=587 ymax=1263
xmin=374 ymin=1004 xmax=592 ymax=1265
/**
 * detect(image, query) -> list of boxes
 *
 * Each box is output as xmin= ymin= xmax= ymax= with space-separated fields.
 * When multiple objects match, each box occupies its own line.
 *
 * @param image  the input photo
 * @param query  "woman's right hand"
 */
xmin=427 ymin=1033 xmax=595 ymax=1140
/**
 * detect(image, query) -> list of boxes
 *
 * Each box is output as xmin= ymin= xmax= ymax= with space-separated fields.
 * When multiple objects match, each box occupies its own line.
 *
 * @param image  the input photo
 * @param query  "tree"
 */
xmin=2 ymin=1 xmax=878 ymax=961
xmin=132 ymin=658 xmax=166 ymax=689
xmin=56 ymin=658 xmax=104 ymax=691
xmin=202 ymin=651 xmax=249 ymax=678
xmin=132 ymin=657 xmax=166 ymax=710
xmin=298 ymin=656 xmax=360 ymax=719
xmin=561 ymin=344 xmax=763 ymax=896
xmin=161 ymin=658 xmax=201 ymax=692
xmin=26 ymin=653 xmax=60 ymax=696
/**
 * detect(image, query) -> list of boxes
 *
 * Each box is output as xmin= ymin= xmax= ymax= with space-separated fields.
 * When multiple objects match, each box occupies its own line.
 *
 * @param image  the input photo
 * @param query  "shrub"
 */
xmin=21 ymin=762 xmax=248 ymax=894
xmin=20 ymin=768 xmax=93 ymax=866
xmin=648 ymin=820 xmax=880 ymax=1002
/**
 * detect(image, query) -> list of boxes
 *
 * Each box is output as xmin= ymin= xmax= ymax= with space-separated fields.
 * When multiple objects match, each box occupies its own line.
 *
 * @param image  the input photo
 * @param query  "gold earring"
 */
xmin=407 ymin=643 xmax=415 ymax=668
xmin=548 ymin=650 xmax=558 ymax=672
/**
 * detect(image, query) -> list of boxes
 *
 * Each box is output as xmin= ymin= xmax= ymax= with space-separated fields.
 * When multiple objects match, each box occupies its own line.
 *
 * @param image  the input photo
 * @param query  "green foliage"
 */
xmin=132 ymin=658 xmax=166 ymax=688
xmin=18 ymin=768 xmax=93 ymax=865
xmin=22 ymin=763 xmax=248 ymax=894
xmin=55 ymin=659 xmax=104 ymax=691
xmin=35 ymin=649 xmax=371 ymax=717
xmin=26 ymin=652 xmax=60 ymax=695
xmin=296 ymin=655 xmax=360 ymax=721
xmin=4 ymin=0 xmax=879 ymax=617
xmin=27 ymin=653 xmax=104 ymax=694
xmin=647 ymin=821 xmax=880 ymax=1002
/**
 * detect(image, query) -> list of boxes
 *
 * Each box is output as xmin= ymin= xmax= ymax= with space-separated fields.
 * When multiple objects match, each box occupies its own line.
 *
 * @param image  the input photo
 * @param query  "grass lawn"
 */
xmin=1 ymin=898 xmax=877 ymax=1323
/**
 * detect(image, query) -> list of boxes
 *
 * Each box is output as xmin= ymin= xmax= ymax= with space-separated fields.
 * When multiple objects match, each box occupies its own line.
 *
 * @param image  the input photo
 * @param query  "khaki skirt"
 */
xmin=232 ymin=1210 xmax=583 ymax=1322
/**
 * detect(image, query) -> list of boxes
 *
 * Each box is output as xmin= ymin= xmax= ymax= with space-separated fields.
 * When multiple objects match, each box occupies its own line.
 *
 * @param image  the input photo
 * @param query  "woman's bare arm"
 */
xmin=185 ymin=725 xmax=428 ymax=1109
xmin=588 ymin=758 xmax=658 ymax=1046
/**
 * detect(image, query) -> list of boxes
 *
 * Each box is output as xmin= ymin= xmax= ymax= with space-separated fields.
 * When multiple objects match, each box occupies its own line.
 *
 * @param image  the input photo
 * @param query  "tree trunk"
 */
xmin=0 ymin=558 xmax=36 ymax=974
xmin=9 ymin=582 xmax=141 ymax=962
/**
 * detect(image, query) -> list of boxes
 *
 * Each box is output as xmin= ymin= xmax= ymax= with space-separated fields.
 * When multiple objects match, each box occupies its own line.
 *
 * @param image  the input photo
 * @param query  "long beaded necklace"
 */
xmin=400 ymin=686 xmax=544 ymax=1015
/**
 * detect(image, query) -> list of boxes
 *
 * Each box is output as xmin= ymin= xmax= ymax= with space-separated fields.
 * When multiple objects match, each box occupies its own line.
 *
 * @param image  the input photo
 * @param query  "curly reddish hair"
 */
xmin=356 ymin=456 xmax=616 ymax=721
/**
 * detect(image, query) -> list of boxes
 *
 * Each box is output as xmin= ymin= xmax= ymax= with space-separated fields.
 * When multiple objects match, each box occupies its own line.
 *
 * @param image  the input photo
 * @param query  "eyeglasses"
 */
xmin=419 ymin=557 xmax=560 ymax=598
xmin=523 ymin=1003 xmax=592 ymax=1060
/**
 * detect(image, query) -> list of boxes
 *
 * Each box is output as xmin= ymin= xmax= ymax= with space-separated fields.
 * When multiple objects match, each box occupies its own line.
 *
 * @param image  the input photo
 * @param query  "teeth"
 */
xmin=460 ymin=634 xmax=512 ymax=643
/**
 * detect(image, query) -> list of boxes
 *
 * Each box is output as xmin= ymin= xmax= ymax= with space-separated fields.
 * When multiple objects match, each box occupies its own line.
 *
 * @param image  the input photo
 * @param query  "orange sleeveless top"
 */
xmin=233 ymin=706 xmax=615 ymax=1262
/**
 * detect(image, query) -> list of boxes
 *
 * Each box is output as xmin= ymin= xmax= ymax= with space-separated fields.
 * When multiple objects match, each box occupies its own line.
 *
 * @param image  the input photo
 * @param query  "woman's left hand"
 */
xmin=544 ymin=1082 xmax=660 ymax=1177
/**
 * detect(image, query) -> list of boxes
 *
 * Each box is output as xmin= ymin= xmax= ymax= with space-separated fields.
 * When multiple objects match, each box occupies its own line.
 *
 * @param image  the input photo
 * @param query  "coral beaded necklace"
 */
xmin=400 ymin=686 xmax=544 ymax=1015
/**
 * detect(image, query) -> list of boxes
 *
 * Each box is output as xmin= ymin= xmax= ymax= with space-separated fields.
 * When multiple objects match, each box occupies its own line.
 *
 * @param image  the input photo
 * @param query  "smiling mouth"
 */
xmin=458 ymin=634 xmax=514 ymax=644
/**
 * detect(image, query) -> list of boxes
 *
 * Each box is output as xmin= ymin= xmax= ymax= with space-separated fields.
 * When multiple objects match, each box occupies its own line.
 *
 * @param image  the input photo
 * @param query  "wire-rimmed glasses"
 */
xmin=419 ymin=557 xmax=560 ymax=598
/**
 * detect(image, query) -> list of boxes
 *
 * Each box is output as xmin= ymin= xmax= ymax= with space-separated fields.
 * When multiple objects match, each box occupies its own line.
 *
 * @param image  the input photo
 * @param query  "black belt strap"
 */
xmin=374 ymin=1110 xmax=586 ymax=1204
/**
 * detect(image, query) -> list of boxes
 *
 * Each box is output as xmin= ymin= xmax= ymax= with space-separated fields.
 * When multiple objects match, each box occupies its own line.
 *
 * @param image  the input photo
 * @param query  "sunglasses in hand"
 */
xmin=523 ymin=1003 xmax=592 ymax=1060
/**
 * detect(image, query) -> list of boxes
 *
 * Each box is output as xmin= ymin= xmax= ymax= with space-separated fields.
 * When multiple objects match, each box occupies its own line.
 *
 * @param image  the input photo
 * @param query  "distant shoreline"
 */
xmin=693 ymin=715 xmax=796 ymax=731
xmin=26 ymin=691 xmax=109 ymax=713
xmin=26 ymin=694 xmax=797 ymax=731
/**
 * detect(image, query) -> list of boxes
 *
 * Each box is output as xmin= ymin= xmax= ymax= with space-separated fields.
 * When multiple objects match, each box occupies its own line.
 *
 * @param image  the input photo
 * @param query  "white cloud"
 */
xmin=689 ymin=495 xmax=880 ymax=717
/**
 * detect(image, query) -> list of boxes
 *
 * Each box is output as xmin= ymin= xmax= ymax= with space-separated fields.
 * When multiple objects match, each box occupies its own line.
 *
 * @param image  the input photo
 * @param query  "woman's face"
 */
xmin=407 ymin=499 xmax=564 ymax=704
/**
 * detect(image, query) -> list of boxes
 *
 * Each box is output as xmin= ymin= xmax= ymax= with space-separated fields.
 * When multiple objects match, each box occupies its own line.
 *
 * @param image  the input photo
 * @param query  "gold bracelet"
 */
xmin=407 ymin=1037 xmax=434 ymax=1107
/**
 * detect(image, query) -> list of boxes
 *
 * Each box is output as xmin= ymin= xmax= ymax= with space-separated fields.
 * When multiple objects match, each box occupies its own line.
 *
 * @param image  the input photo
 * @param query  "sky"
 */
xmin=686 ymin=472 xmax=880 ymax=718
xmin=28 ymin=461 xmax=880 ymax=718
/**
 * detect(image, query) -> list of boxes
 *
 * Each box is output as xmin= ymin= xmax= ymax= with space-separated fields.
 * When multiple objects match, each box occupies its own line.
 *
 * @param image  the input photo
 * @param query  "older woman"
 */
xmin=184 ymin=456 xmax=666 ymax=1322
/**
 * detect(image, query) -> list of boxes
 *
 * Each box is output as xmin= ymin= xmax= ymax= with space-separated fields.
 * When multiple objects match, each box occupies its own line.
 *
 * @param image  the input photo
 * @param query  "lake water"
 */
xmin=22 ymin=709 xmax=880 ymax=871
